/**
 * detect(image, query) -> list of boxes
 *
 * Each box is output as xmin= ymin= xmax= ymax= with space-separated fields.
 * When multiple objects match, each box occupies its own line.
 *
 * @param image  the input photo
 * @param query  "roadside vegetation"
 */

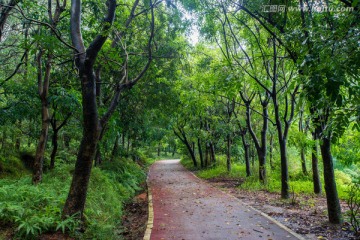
xmin=0 ymin=0 xmax=359 ymax=239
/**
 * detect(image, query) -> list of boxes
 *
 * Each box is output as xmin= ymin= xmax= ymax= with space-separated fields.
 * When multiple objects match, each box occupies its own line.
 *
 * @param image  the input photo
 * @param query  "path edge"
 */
xmin=189 ymin=171 xmax=306 ymax=240
xmin=143 ymin=174 xmax=154 ymax=240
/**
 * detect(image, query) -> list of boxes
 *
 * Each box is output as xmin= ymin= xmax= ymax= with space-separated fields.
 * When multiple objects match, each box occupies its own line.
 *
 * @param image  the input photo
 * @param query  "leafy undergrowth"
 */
xmin=181 ymin=156 xmax=360 ymax=238
xmin=0 ymin=157 xmax=148 ymax=240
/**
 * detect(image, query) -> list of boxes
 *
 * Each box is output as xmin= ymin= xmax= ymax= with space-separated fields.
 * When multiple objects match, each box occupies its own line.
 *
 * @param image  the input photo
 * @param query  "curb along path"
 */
xmin=146 ymin=160 xmax=303 ymax=240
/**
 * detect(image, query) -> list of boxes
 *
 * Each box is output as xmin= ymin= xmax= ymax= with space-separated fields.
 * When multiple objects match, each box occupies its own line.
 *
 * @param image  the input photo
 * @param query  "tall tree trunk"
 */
xmin=188 ymin=142 xmax=197 ymax=167
xmin=299 ymin=109 xmax=308 ymax=175
xmin=62 ymin=65 xmax=101 ymax=219
xmin=127 ymin=134 xmax=130 ymax=153
xmin=172 ymin=145 xmax=176 ymax=156
xmin=205 ymin=144 xmax=209 ymax=167
xmin=300 ymin=148 xmax=308 ymax=175
xmin=226 ymin=134 xmax=231 ymax=172
xmin=94 ymin=146 xmax=102 ymax=166
xmin=95 ymin=67 xmax=102 ymax=106
xmin=269 ymin=133 xmax=274 ymax=170
xmin=241 ymin=132 xmax=251 ymax=177
xmin=32 ymin=0 xmax=66 ymax=183
xmin=157 ymin=142 xmax=161 ymax=156
xmin=111 ymin=133 xmax=119 ymax=159
xmin=279 ymin=138 xmax=289 ymax=199
xmin=312 ymin=133 xmax=322 ymax=194
xmin=32 ymin=52 xmax=52 ymax=184
xmin=174 ymin=128 xmax=197 ymax=167
xmin=320 ymin=137 xmax=342 ymax=224
xmin=209 ymin=142 xmax=216 ymax=165
xmin=198 ymin=138 xmax=204 ymax=168
xmin=50 ymin=129 xmax=58 ymax=169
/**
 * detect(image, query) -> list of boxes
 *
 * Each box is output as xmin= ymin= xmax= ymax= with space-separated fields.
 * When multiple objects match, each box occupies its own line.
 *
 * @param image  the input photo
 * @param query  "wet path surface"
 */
xmin=148 ymin=160 xmax=301 ymax=240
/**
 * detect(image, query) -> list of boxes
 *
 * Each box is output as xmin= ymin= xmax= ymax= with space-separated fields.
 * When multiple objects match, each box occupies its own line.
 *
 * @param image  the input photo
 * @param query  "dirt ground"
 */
xmin=121 ymin=191 xmax=148 ymax=240
xmin=206 ymin=177 xmax=358 ymax=240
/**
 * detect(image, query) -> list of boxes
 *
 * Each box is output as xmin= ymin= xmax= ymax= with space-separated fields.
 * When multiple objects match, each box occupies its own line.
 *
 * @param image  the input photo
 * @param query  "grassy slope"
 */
xmin=0 ymin=154 xmax=151 ymax=240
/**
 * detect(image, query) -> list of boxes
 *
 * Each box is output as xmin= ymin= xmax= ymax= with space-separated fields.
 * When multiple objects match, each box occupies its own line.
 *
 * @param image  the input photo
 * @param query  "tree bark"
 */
xmin=32 ymin=52 xmax=51 ymax=184
xmin=198 ymin=138 xmax=204 ymax=168
xmin=269 ymin=132 xmax=274 ymax=170
xmin=62 ymin=0 xmax=116 ymax=219
xmin=209 ymin=142 xmax=216 ymax=165
xmin=50 ymin=129 xmax=58 ymax=169
xmin=205 ymin=144 xmax=209 ymax=167
xmin=0 ymin=0 xmax=20 ymax=41
xmin=111 ymin=133 xmax=119 ymax=159
xmin=299 ymin=109 xmax=308 ymax=175
xmin=50 ymin=112 xmax=70 ymax=169
xmin=312 ymin=134 xmax=322 ymax=194
xmin=240 ymin=131 xmax=251 ymax=177
xmin=320 ymin=137 xmax=342 ymax=224
xmin=174 ymin=128 xmax=197 ymax=167
xmin=241 ymin=94 xmax=268 ymax=183
xmin=226 ymin=134 xmax=231 ymax=172
xmin=300 ymin=148 xmax=308 ymax=175
xmin=32 ymin=0 xmax=66 ymax=184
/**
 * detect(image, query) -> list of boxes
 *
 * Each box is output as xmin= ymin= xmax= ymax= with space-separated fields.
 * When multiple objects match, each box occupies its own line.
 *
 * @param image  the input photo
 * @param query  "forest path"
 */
xmin=146 ymin=159 xmax=303 ymax=240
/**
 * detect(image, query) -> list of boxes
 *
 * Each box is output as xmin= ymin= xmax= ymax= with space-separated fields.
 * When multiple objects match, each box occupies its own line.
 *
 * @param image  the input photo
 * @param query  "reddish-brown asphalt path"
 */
xmin=147 ymin=159 xmax=303 ymax=240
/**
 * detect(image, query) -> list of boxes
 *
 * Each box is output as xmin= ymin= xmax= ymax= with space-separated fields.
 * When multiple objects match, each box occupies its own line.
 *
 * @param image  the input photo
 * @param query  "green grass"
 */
xmin=0 ymin=154 xmax=30 ymax=179
xmin=181 ymin=154 xmax=355 ymax=200
xmin=0 ymin=156 xmax=148 ymax=239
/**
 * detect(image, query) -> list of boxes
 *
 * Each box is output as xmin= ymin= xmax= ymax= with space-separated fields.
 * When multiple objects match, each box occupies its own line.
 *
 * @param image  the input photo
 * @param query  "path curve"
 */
xmin=146 ymin=159 xmax=303 ymax=240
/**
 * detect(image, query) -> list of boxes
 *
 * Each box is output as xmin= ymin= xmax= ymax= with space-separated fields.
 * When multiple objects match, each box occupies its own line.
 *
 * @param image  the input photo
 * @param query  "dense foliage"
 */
xmin=0 ymin=0 xmax=359 ymax=238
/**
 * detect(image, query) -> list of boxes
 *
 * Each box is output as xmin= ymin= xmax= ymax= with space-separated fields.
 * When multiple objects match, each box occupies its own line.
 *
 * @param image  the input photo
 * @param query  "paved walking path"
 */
xmin=146 ymin=159 xmax=303 ymax=240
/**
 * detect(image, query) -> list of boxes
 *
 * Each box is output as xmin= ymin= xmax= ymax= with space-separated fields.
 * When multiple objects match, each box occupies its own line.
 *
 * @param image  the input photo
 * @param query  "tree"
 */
xmin=62 ymin=0 xmax=155 ymax=219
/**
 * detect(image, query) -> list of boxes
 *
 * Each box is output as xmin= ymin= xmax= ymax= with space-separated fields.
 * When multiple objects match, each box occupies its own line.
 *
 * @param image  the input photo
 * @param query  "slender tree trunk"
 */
xmin=197 ymin=138 xmax=204 ymax=168
xmin=94 ymin=146 xmax=102 ymax=166
xmin=172 ymin=145 xmax=176 ymax=156
xmin=95 ymin=67 xmax=102 ymax=106
xmin=299 ymin=110 xmax=308 ymax=175
xmin=226 ymin=134 xmax=231 ymax=172
xmin=127 ymin=135 xmax=130 ymax=153
xmin=269 ymin=133 xmax=274 ymax=170
xmin=279 ymin=138 xmax=289 ymax=199
xmin=174 ymin=128 xmax=197 ymax=167
xmin=186 ymin=141 xmax=197 ymax=167
xmin=300 ymin=148 xmax=308 ymax=175
xmin=250 ymin=144 xmax=255 ymax=167
xmin=157 ymin=142 xmax=161 ymax=157
xmin=33 ymin=105 xmax=49 ymax=183
xmin=241 ymin=95 xmax=268 ymax=183
xmin=205 ymin=144 xmax=209 ymax=167
xmin=320 ymin=137 xmax=342 ymax=224
xmin=111 ymin=134 xmax=119 ymax=159
xmin=33 ymin=53 xmax=52 ymax=184
xmin=50 ymin=129 xmax=58 ymax=169
xmin=210 ymin=142 xmax=216 ymax=165
xmin=312 ymin=134 xmax=322 ymax=194
xmin=241 ymin=133 xmax=251 ymax=177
